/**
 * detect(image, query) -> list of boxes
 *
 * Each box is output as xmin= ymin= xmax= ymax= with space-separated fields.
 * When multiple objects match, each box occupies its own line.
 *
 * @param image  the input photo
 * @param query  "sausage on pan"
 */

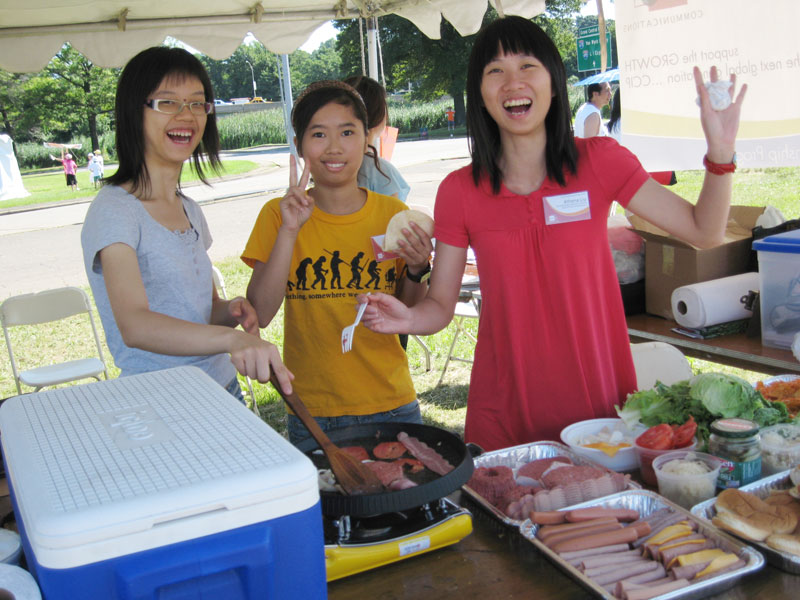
xmin=551 ymin=522 xmax=651 ymax=553
xmin=565 ymin=507 xmax=640 ymax=522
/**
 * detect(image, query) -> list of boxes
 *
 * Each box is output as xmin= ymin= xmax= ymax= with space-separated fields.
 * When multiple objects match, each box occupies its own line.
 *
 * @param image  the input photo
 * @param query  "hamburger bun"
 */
xmin=766 ymin=533 xmax=800 ymax=557
xmin=383 ymin=210 xmax=434 ymax=252
xmin=713 ymin=489 xmax=798 ymax=541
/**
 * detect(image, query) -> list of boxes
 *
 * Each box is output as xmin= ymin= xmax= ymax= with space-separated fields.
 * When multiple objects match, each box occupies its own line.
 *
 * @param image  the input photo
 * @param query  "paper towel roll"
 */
xmin=0 ymin=564 xmax=41 ymax=600
xmin=671 ymin=272 xmax=760 ymax=329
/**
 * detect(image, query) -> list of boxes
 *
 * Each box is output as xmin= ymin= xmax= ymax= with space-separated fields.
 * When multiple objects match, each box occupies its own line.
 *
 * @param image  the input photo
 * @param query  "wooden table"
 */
xmin=627 ymin=314 xmax=800 ymax=376
xmin=328 ymin=490 xmax=797 ymax=599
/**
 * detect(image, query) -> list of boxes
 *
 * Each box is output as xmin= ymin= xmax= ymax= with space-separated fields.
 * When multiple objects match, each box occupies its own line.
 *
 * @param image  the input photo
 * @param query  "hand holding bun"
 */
xmin=383 ymin=209 xmax=434 ymax=253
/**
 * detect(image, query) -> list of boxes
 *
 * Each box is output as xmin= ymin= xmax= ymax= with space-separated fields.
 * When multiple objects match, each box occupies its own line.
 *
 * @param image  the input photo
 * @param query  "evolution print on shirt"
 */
xmin=286 ymin=248 xmax=400 ymax=300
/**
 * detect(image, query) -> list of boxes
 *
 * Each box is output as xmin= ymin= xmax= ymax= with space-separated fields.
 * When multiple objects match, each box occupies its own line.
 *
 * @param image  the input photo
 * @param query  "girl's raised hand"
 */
xmin=280 ymin=154 xmax=314 ymax=233
xmin=393 ymin=221 xmax=434 ymax=275
xmin=357 ymin=292 xmax=412 ymax=334
xmin=694 ymin=65 xmax=747 ymax=162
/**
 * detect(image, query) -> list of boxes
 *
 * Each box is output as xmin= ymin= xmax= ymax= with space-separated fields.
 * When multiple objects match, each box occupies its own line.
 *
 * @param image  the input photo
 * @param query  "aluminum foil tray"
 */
xmin=691 ymin=470 xmax=800 ymax=574
xmin=461 ymin=440 xmax=640 ymax=527
xmin=520 ymin=489 xmax=764 ymax=600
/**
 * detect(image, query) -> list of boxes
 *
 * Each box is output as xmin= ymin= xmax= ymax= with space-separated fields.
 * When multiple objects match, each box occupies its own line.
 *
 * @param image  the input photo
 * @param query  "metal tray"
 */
xmin=691 ymin=470 xmax=800 ymax=574
xmin=520 ymin=489 xmax=764 ymax=600
xmin=461 ymin=440 xmax=640 ymax=527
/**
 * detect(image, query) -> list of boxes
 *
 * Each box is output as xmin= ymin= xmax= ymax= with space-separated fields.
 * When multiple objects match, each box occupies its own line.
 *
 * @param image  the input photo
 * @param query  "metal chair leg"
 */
xmin=411 ymin=335 xmax=431 ymax=372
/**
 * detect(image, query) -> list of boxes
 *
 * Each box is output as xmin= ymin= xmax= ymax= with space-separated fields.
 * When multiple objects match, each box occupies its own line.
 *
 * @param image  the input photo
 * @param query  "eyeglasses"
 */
xmin=144 ymin=99 xmax=214 ymax=115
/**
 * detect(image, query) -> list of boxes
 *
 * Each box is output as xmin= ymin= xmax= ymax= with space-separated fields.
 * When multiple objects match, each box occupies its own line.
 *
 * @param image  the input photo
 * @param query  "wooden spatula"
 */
xmin=269 ymin=375 xmax=384 ymax=496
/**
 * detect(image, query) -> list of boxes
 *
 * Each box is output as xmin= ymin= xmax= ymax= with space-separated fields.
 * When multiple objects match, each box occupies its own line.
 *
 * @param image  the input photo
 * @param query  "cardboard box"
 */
xmin=630 ymin=206 xmax=765 ymax=319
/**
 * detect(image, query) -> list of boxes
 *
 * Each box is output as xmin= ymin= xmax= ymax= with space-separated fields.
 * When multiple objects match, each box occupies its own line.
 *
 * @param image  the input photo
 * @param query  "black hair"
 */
xmin=105 ymin=46 xmax=221 ymax=196
xmin=587 ymin=83 xmax=603 ymax=101
xmin=342 ymin=75 xmax=390 ymax=180
xmin=466 ymin=16 xmax=577 ymax=192
xmin=608 ymin=88 xmax=621 ymax=136
xmin=343 ymin=75 xmax=387 ymax=131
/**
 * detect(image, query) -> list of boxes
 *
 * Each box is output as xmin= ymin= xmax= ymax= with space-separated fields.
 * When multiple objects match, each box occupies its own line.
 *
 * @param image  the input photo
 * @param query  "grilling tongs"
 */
xmin=269 ymin=374 xmax=384 ymax=495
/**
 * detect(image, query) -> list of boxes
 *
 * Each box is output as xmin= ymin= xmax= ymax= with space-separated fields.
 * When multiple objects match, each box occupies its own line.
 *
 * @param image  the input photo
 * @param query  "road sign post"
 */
xmin=577 ymin=25 xmax=613 ymax=72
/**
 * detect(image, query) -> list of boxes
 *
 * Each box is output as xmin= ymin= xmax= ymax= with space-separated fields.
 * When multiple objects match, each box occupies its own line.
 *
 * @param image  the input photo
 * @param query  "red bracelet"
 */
xmin=703 ymin=153 xmax=737 ymax=175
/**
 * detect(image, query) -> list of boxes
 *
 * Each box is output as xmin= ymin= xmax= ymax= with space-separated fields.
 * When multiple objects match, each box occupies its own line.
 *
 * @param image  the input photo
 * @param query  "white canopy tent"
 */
xmin=0 ymin=1 xmax=545 ymax=73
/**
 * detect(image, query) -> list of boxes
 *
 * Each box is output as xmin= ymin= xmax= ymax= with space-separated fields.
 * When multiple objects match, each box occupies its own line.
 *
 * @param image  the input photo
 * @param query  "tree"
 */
xmin=334 ymin=0 xmax=582 ymax=127
xmin=40 ymin=44 xmax=117 ymax=150
xmin=289 ymin=39 xmax=343 ymax=95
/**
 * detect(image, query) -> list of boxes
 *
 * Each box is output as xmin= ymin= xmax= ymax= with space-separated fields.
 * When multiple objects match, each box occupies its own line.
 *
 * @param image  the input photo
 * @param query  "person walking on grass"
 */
xmin=50 ymin=150 xmax=79 ymax=191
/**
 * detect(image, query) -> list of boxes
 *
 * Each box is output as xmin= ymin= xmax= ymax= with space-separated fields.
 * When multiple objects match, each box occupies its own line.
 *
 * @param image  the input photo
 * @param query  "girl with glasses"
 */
xmin=81 ymin=46 xmax=293 ymax=400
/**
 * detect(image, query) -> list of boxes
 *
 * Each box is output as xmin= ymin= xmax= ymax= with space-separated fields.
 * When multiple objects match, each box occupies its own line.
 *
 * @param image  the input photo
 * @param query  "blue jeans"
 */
xmin=224 ymin=377 xmax=246 ymax=405
xmin=287 ymin=400 xmax=422 ymax=446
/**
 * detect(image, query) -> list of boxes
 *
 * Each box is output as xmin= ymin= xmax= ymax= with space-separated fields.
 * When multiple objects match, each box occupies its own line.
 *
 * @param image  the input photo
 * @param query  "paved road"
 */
xmin=0 ymin=138 xmax=470 ymax=298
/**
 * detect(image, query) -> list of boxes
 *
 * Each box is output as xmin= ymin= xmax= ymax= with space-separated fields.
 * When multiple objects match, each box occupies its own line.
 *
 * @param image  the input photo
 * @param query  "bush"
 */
xmin=389 ymin=100 xmax=451 ymax=133
xmin=15 ymin=133 xmax=116 ymax=171
xmin=217 ymin=110 xmax=287 ymax=149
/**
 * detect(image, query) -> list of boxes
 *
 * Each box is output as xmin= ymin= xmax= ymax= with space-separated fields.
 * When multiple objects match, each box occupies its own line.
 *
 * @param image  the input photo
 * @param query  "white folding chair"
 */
xmin=630 ymin=341 xmax=693 ymax=390
xmin=437 ymin=292 xmax=480 ymax=386
xmin=211 ymin=266 xmax=260 ymax=417
xmin=1 ymin=287 xmax=109 ymax=395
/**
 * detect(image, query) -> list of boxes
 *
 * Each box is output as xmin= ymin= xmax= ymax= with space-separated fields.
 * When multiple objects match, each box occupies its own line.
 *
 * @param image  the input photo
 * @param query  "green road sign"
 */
xmin=577 ymin=25 xmax=612 ymax=72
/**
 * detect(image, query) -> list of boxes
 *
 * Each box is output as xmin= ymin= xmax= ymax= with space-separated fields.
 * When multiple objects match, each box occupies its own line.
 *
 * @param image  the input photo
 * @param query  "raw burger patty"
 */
xmin=341 ymin=446 xmax=369 ymax=462
xmin=517 ymin=457 xmax=572 ymax=481
xmin=373 ymin=441 xmax=406 ymax=459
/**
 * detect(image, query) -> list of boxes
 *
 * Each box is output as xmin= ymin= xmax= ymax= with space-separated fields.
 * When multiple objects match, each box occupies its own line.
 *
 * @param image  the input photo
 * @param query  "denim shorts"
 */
xmin=287 ymin=400 xmax=422 ymax=446
xmin=224 ymin=377 xmax=246 ymax=405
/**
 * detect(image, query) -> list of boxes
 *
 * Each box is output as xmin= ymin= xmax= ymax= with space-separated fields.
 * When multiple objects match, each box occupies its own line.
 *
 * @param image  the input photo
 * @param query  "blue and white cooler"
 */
xmin=0 ymin=366 xmax=327 ymax=599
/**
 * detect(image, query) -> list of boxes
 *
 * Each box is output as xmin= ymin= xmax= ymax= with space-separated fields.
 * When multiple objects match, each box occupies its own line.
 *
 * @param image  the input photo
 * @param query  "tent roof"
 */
xmin=0 ymin=0 xmax=545 ymax=72
xmin=573 ymin=68 xmax=619 ymax=86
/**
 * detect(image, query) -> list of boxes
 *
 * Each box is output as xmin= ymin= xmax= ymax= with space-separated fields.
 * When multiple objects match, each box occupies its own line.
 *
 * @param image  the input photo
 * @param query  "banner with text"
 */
xmin=616 ymin=0 xmax=800 ymax=170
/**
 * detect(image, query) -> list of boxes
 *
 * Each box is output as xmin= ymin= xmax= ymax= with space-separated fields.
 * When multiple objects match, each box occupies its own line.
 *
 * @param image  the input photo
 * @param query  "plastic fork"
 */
xmin=341 ymin=297 xmax=369 ymax=353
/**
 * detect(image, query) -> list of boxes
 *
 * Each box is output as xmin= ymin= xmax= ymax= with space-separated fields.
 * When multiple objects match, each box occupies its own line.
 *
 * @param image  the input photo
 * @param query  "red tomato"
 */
xmin=673 ymin=416 xmax=697 ymax=448
xmin=636 ymin=424 xmax=675 ymax=450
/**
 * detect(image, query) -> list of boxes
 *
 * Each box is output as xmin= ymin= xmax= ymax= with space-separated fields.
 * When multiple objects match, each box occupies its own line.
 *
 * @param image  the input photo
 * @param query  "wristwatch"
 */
xmin=406 ymin=262 xmax=431 ymax=283
xmin=703 ymin=153 xmax=737 ymax=175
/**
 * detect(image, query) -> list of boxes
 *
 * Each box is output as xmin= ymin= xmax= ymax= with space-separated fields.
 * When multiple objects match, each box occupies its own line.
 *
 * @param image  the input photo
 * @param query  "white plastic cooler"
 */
xmin=0 ymin=366 xmax=326 ymax=599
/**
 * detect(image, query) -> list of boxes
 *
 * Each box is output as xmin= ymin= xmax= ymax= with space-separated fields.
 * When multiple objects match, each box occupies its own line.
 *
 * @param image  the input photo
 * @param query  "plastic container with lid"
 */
xmin=759 ymin=423 xmax=800 ymax=475
xmin=634 ymin=437 xmax=697 ymax=487
xmin=751 ymin=230 xmax=800 ymax=349
xmin=652 ymin=450 xmax=723 ymax=509
xmin=708 ymin=418 xmax=761 ymax=488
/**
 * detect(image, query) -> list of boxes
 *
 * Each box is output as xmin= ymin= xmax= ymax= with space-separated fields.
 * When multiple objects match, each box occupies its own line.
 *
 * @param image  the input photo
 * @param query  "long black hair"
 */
xmin=105 ymin=46 xmax=221 ymax=196
xmin=466 ymin=16 xmax=577 ymax=193
xmin=608 ymin=88 xmax=621 ymax=136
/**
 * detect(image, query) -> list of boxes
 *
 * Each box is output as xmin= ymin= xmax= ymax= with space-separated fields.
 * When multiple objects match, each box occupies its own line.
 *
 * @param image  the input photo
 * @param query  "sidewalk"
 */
xmin=0 ymin=138 xmax=471 ymax=299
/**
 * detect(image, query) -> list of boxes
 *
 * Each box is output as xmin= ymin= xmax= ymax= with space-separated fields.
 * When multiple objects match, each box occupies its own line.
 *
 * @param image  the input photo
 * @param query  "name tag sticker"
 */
xmin=371 ymin=235 xmax=399 ymax=262
xmin=543 ymin=191 xmax=591 ymax=225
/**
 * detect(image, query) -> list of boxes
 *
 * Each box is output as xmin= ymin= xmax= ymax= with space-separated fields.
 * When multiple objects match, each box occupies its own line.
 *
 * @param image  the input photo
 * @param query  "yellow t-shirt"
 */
xmin=242 ymin=189 xmax=417 ymax=417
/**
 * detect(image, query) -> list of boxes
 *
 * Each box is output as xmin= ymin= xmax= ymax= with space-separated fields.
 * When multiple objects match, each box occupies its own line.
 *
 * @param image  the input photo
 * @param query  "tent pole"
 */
xmin=366 ymin=16 xmax=379 ymax=80
xmin=278 ymin=54 xmax=296 ymax=157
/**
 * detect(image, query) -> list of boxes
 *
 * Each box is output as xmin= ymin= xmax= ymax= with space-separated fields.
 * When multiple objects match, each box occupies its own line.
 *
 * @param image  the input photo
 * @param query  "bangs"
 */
xmin=474 ymin=18 xmax=552 ymax=70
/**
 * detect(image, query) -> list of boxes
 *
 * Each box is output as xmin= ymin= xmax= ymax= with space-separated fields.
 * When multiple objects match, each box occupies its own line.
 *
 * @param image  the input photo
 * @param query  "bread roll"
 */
xmin=383 ymin=210 xmax=434 ymax=252
xmin=766 ymin=533 xmax=800 ymax=557
xmin=713 ymin=489 xmax=798 ymax=541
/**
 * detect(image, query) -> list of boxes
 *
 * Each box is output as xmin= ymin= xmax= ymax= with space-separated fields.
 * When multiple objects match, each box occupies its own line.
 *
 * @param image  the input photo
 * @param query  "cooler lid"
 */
xmin=752 ymin=229 xmax=800 ymax=253
xmin=0 ymin=367 xmax=318 ymax=553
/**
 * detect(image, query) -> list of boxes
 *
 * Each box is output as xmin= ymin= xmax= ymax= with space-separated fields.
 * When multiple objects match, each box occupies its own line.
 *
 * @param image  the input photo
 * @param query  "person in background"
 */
xmin=358 ymin=16 xmax=746 ymax=451
xmin=343 ymin=75 xmax=410 ymax=201
xmin=80 ymin=46 xmax=292 ymax=400
xmin=92 ymin=149 xmax=105 ymax=186
xmin=446 ymin=106 xmax=456 ymax=136
xmin=574 ymin=81 xmax=612 ymax=138
xmin=242 ymin=80 xmax=432 ymax=445
xmin=608 ymin=88 xmax=676 ymax=186
xmin=50 ymin=150 xmax=78 ymax=191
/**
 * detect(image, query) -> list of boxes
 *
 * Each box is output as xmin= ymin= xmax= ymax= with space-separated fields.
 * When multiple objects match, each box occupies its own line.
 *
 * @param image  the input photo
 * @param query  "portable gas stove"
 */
xmin=323 ymin=497 xmax=472 ymax=581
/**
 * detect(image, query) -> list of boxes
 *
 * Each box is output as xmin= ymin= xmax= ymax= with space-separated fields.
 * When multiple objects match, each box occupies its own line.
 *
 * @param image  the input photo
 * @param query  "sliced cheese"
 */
xmin=581 ymin=442 xmax=631 ymax=457
xmin=647 ymin=522 xmax=693 ymax=546
xmin=676 ymin=548 xmax=727 ymax=567
xmin=693 ymin=553 xmax=739 ymax=579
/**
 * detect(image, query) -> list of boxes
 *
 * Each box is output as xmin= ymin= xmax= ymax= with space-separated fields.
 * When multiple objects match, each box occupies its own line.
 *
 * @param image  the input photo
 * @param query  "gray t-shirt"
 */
xmin=357 ymin=155 xmax=410 ymax=201
xmin=80 ymin=184 xmax=236 ymax=387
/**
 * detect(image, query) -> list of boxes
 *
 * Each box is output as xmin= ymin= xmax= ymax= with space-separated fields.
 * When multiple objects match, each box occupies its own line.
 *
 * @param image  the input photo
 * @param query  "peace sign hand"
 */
xmin=279 ymin=154 xmax=314 ymax=233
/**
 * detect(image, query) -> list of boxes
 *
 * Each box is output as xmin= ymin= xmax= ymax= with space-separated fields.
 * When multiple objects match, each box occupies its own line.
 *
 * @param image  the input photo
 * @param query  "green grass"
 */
xmin=1 ymin=160 xmax=260 ymax=210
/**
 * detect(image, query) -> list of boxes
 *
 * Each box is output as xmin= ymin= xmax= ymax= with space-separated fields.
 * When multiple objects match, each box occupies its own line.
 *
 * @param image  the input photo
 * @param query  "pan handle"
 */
xmin=268 ymin=373 xmax=334 ymax=451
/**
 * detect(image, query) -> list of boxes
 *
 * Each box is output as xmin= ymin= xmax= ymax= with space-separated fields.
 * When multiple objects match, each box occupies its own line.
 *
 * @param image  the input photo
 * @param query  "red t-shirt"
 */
xmin=434 ymin=137 xmax=650 ymax=450
xmin=446 ymin=109 xmax=455 ymax=122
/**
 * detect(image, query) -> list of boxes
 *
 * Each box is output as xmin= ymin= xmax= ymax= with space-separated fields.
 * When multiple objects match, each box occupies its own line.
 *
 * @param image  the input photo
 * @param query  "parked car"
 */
xmin=214 ymin=99 xmax=231 ymax=106
xmin=248 ymin=97 xmax=265 ymax=103
xmin=230 ymin=98 xmax=250 ymax=105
